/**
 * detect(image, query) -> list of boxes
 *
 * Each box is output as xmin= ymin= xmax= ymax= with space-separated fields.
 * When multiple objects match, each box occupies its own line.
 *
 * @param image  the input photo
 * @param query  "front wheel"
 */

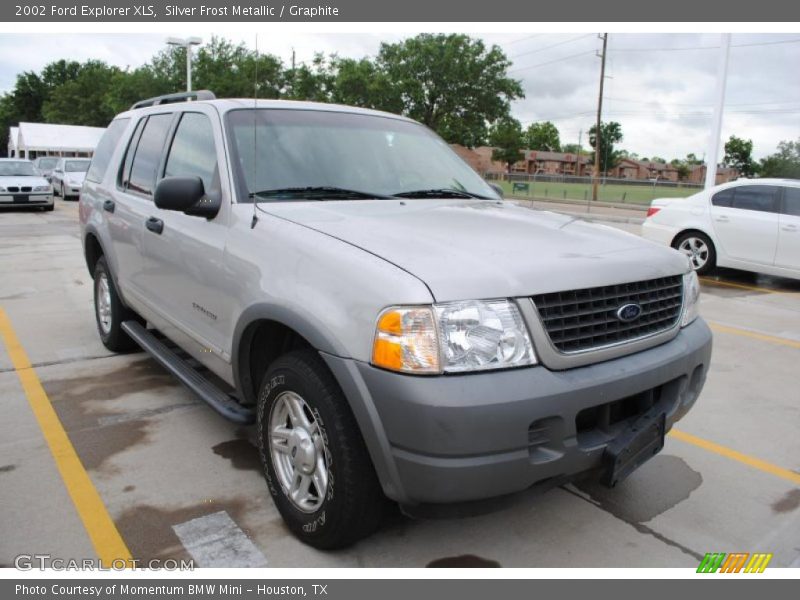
xmin=256 ymin=350 xmax=386 ymax=549
xmin=674 ymin=231 xmax=716 ymax=275
xmin=93 ymin=256 xmax=140 ymax=352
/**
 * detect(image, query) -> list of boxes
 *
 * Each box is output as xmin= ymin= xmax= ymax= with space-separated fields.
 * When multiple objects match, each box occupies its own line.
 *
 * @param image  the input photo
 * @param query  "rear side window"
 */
xmin=711 ymin=188 xmax=734 ymax=207
xmin=783 ymin=187 xmax=800 ymax=217
xmin=731 ymin=185 xmax=779 ymax=213
xmin=86 ymin=118 xmax=129 ymax=183
xmin=126 ymin=113 xmax=173 ymax=197
xmin=164 ymin=112 xmax=219 ymax=193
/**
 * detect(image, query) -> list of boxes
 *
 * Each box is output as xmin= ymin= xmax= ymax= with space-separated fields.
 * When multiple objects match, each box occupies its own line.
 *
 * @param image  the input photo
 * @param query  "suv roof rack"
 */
xmin=130 ymin=90 xmax=216 ymax=110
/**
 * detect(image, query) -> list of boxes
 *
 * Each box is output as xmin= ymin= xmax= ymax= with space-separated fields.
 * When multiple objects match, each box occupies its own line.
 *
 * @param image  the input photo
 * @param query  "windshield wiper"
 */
xmin=250 ymin=186 xmax=394 ymax=201
xmin=392 ymin=188 xmax=488 ymax=199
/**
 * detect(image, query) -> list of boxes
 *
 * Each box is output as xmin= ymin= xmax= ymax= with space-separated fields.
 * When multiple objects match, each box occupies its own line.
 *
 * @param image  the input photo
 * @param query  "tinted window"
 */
xmin=37 ymin=158 xmax=58 ymax=169
xmin=164 ymin=113 xmax=218 ymax=193
xmin=127 ymin=114 xmax=173 ymax=196
xmin=732 ymin=185 xmax=779 ymax=213
xmin=711 ymin=188 xmax=734 ymax=207
xmin=65 ymin=160 xmax=90 ymax=172
xmin=0 ymin=161 xmax=36 ymax=176
xmin=783 ymin=187 xmax=800 ymax=217
xmin=86 ymin=118 xmax=129 ymax=183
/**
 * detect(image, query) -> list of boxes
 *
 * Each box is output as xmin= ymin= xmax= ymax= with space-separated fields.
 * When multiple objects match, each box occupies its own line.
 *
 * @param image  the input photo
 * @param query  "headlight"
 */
xmin=681 ymin=270 xmax=700 ymax=327
xmin=372 ymin=299 xmax=536 ymax=374
xmin=0 ymin=186 xmax=6 ymax=192
xmin=33 ymin=185 xmax=50 ymax=192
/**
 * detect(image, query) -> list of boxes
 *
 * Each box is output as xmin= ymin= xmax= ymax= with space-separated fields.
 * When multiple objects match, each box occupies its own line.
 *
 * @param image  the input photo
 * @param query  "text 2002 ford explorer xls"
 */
xmin=79 ymin=91 xmax=712 ymax=549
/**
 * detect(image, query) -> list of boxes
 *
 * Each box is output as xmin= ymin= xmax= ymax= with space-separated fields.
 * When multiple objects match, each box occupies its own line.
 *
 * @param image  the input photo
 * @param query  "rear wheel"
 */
xmin=93 ymin=256 xmax=140 ymax=352
xmin=674 ymin=231 xmax=716 ymax=275
xmin=256 ymin=350 xmax=386 ymax=549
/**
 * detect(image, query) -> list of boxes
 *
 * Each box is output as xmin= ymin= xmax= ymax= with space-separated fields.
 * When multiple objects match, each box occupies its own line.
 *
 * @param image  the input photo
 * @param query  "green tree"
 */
xmin=588 ymin=121 xmax=623 ymax=173
xmin=524 ymin=121 xmax=560 ymax=152
xmin=489 ymin=117 xmax=525 ymax=172
xmin=41 ymin=61 xmax=120 ymax=126
xmin=562 ymin=143 xmax=585 ymax=155
xmin=723 ymin=135 xmax=757 ymax=177
xmin=375 ymin=34 xmax=523 ymax=147
xmin=758 ymin=138 xmax=800 ymax=179
xmin=685 ymin=152 xmax=703 ymax=165
xmin=330 ymin=57 xmax=402 ymax=112
xmin=649 ymin=156 xmax=666 ymax=164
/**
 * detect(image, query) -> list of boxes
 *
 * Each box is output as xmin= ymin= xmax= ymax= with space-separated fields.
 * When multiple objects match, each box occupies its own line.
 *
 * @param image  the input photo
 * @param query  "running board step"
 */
xmin=121 ymin=321 xmax=254 ymax=425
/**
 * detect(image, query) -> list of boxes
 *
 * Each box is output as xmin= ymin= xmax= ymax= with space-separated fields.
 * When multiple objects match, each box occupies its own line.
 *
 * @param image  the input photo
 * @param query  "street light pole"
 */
xmin=167 ymin=36 xmax=202 ymax=92
xmin=704 ymin=33 xmax=731 ymax=189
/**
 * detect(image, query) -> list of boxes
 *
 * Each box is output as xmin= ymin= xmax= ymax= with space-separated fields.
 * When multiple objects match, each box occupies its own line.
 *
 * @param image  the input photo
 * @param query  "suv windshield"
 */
xmin=227 ymin=109 xmax=497 ymax=201
xmin=65 ymin=160 xmax=90 ymax=172
xmin=0 ymin=161 xmax=37 ymax=177
xmin=37 ymin=158 xmax=59 ymax=169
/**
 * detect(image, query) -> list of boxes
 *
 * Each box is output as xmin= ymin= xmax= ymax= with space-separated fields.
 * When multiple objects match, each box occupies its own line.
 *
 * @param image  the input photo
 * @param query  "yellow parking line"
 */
xmin=670 ymin=429 xmax=800 ymax=486
xmin=699 ymin=277 xmax=799 ymax=295
xmin=0 ymin=307 xmax=132 ymax=568
xmin=708 ymin=322 xmax=800 ymax=349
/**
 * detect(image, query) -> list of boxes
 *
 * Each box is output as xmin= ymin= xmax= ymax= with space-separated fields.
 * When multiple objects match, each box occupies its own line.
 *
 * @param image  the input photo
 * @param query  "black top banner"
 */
xmin=4 ymin=0 xmax=800 ymax=22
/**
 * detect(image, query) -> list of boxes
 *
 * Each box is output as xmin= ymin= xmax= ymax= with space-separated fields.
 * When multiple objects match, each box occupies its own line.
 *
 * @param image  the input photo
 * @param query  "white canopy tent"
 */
xmin=7 ymin=122 xmax=106 ymax=159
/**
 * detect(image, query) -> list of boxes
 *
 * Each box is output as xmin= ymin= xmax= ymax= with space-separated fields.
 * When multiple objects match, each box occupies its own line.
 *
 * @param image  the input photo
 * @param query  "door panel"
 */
xmin=709 ymin=185 xmax=779 ymax=265
xmin=138 ymin=110 xmax=233 ymax=358
xmin=775 ymin=187 xmax=800 ymax=271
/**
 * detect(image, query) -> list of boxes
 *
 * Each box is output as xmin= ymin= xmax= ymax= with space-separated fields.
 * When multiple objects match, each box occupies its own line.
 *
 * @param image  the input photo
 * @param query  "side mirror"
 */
xmin=490 ymin=183 xmax=504 ymax=199
xmin=154 ymin=176 xmax=220 ymax=218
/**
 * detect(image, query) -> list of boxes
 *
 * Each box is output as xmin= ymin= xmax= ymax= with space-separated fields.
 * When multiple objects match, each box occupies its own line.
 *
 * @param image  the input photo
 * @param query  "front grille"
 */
xmin=532 ymin=275 xmax=683 ymax=353
xmin=21 ymin=186 xmax=32 ymax=192
xmin=7 ymin=186 xmax=19 ymax=192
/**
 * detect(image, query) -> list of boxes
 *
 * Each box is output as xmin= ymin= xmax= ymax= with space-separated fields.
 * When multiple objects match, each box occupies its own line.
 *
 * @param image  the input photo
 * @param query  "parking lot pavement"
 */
xmin=1 ymin=201 xmax=798 ymax=568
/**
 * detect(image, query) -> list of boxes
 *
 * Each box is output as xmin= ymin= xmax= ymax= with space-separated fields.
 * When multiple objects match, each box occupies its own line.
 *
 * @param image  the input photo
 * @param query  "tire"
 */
xmin=256 ymin=350 xmax=386 ymax=549
xmin=93 ymin=256 xmax=140 ymax=352
xmin=44 ymin=204 xmax=54 ymax=212
xmin=61 ymin=183 xmax=67 ymax=200
xmin=53 ymin=183 xmax=59 ymax=197
xmin=674 ymin=231 xmax=716 ymax=275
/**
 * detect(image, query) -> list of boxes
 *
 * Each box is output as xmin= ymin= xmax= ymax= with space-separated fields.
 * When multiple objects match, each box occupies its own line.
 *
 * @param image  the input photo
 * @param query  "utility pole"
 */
xmin=592 ymin=33 xmax=608 ymax=202
xmin=705 ymin=33 xmax=731 ymax=189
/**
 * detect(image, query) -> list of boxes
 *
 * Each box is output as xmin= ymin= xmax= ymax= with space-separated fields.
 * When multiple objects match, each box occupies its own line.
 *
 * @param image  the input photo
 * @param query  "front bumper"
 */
xmin=323 ymin=318 xmax=712 ymax=505
xmin=0 ymin=193 xmax=53 ymax=207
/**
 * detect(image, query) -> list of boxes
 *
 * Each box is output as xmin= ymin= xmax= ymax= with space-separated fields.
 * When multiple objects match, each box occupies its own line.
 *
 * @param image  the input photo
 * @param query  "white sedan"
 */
xmin=642 ymin=178 xmax=800 ymax=280
xmin=51 ymin=157 xmax=91 ymax=200
xmin=0 ymin=159 xmax=54 ymax=211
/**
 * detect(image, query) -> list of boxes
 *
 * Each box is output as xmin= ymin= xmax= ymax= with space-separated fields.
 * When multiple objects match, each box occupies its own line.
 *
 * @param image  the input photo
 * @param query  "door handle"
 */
xmin=714 ymin=215 xmax=729 ymax=222
xmin=102 ymin=199 xmax=115 ymax=213
xmin=781 ymin=224 xmax=798 ymax=232
xmin=145 ymin=217 xmax=164 ymax=234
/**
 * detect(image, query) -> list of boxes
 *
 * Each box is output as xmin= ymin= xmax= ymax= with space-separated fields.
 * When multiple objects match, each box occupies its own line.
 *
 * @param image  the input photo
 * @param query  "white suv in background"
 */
xmin=643 ymin=178 xmax=800 ymax=280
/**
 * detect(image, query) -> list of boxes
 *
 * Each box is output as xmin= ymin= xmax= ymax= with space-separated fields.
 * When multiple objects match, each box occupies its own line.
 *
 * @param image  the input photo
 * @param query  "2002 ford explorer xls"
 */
xmin=79 ymin=91 xmax=712 ymax=549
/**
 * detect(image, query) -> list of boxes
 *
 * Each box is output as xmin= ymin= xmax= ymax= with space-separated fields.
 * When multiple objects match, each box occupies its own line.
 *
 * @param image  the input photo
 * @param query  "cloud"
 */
xmin=0 ymin=31 xmax=797 ymax=160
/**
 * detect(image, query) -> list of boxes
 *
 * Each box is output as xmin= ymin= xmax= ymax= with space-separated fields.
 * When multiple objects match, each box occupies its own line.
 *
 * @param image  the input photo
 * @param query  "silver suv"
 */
xmin=79 ymin=91 xmax=712 ymax=549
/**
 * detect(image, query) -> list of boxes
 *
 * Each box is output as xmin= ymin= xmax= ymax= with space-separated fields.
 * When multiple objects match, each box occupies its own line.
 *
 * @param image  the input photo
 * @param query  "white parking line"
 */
xmin=172 ymin=510 xmax=268 ymax=568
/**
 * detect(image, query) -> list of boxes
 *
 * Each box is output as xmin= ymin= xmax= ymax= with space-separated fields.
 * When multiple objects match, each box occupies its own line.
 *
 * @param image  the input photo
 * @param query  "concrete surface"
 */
xmin=0 ymin=200 xmax=798 ymax=568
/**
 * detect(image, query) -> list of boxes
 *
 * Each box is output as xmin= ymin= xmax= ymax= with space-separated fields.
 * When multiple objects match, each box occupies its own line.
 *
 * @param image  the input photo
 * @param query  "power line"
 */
xmin=505 ymin=34 xmax=544 ymax=46
xmin=610 ymin=37 xmax=800 ymax=53
xmin=508 ymin=50 xmax=595 ymax=74
xmin=509 ymin=34 xmax=593 ymax=59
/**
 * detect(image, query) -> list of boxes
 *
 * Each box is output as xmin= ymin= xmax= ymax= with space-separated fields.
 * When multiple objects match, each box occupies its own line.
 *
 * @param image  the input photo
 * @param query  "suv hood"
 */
xmin=262 ymin=199 xmax=688 ymax=301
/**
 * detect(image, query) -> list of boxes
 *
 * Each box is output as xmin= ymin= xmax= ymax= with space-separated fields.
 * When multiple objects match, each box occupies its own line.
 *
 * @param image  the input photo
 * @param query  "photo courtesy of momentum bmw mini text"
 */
xmin=0 ymin=0 xmax=798 ymax=595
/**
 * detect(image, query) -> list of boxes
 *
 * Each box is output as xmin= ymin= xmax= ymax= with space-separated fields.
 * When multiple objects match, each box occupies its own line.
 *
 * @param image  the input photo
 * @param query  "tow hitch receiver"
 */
xmin=600 ymin=408 xmax=666 ymax=487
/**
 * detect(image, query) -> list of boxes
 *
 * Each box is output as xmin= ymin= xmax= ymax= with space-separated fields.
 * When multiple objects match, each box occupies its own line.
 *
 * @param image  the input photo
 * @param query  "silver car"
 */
xmin=79 ymin=91 xmax=712 ymax=549
xmin=52 ymin=157 xmax=91 ymax=200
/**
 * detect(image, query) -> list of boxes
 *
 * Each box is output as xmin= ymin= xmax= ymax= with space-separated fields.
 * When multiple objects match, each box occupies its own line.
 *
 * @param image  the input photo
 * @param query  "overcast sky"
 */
xmin=0 ymin=31 xmax=798 ymax=161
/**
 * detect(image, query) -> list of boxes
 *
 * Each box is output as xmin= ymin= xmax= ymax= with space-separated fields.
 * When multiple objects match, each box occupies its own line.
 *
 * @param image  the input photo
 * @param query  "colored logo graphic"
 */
xmin=697 ymin=552 xmax=773 ymax=573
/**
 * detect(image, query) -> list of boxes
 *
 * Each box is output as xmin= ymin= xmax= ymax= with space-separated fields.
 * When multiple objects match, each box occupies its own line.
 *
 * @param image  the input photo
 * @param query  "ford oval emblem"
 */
xmin=616 ymin=303 xmax=642 ymax=322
